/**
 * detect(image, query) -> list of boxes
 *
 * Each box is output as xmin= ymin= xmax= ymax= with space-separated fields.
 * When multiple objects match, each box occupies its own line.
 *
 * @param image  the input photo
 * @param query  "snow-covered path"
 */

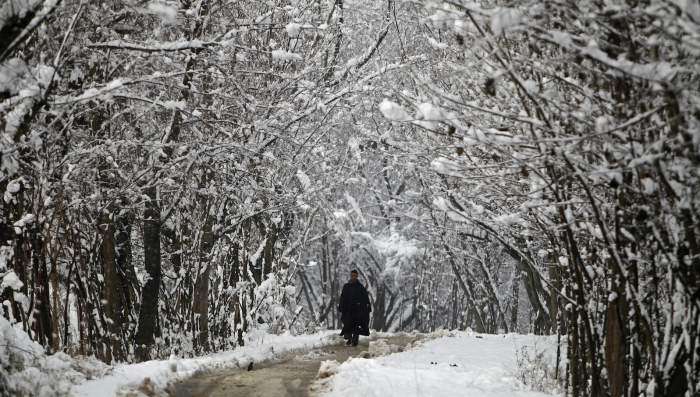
xmin=172 ymin=333 xmax=422 ymax=397
xmin=318 ymin=332 xmax=561 ymax=397
xmin=70 ymin=331 xmax=560 ymax=397
xmin=72 ymin=331 xmax=340 ymax=396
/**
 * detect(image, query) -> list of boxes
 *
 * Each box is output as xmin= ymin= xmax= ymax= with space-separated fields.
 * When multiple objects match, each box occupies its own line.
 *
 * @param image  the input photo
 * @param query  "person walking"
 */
xmin=338 ymin=270 xmax=371 ymax=346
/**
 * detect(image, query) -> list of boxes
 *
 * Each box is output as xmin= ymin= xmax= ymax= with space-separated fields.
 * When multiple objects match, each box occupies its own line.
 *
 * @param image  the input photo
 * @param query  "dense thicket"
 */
xmin=1 ymin=0 xmax=698 ymax=396
xmin=385 ymin=1 xmax=700 ymax=395
xmin=1 ymin=0 xmax=364 ymax=362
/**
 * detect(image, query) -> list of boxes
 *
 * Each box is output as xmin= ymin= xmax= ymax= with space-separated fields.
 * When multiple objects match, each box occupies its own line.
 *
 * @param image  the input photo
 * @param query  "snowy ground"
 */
xmin=317 ymin=331 xmax=563 ymax=397
xmin=3 ymin=319 xmax=562 ymax=397
xmin=72 ymin=330 xmax=338 ymax=396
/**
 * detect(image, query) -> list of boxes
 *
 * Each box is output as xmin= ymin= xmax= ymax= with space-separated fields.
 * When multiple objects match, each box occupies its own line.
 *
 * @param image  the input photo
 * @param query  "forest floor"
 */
xmin=170 ymin=333 xmax=422 ymax=397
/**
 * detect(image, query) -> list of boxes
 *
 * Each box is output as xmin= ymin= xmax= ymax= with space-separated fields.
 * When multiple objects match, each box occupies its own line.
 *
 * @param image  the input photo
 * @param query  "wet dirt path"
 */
xmin=170 ymin=334 xmax=422 ymax=397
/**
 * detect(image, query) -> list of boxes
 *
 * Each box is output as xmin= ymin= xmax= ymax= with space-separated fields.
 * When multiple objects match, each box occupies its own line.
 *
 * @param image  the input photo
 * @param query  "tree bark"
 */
xmin=605 ymin=291 xmax=625 ymax=397
xmin=134 ymin=185 xmax=161 ymax=360
xmin=99 ymin=211 xmax=124 ymax=362
xmin=193 ymin=207 xmax=214 ymax=351
xmin=31 ymin=229 xmax=53 ymax=349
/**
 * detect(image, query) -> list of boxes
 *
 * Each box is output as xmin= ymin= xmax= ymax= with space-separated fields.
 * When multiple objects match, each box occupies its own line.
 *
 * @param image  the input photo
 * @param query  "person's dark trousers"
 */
xmin=341 ymin=311 xmax=353 ymax=340
xmin=351 ymin=325 xmax=360 ymax=346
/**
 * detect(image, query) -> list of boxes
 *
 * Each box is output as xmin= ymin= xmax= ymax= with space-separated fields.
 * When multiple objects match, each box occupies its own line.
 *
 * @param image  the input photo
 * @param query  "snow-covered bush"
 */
xmin=250 ymin=269 xmax=299 ymax=335
xmin=514 ymin=343 xmax=565 ymax=395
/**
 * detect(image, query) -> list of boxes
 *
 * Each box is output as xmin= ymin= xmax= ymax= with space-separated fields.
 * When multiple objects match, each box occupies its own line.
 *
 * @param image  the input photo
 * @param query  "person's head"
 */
xmin=350 ymin=270 xmax=359 ymax=283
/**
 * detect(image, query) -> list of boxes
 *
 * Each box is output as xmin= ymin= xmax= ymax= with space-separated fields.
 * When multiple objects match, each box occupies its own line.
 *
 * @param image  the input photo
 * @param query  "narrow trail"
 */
xmin=169 ymin=334 xmax=422 ymax=397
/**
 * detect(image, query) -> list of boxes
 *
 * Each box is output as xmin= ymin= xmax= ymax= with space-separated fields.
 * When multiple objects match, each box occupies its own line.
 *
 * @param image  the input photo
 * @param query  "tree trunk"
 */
xmin=605 ymin=291 xmax=625 ymax=397
xmin=31 ymin=229 xmax=53 ymax=349
xmin=193 ymin=210 xmax=213 ymax=351
xmin=510 ymin=271 xmax=520 ymax=332
xmin=49 ymin=257 xmax=61 ymax=351
xmin=134 ymin=185 xmax=161 ymax=360
xmin=99 ymin=211 xmax=124 ymax=362
xmin=116 ymin=209 xmax=137 ymax=324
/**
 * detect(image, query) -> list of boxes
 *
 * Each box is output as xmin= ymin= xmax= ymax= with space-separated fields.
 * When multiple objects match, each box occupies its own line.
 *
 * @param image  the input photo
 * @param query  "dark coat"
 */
xmin=338 ymin=281 xmax=371 ymax=336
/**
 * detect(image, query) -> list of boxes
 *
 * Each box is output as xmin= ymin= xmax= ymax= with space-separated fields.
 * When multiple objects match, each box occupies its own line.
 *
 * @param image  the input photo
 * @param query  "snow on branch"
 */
xmin=337 ymin=22 xmax=391 ymax=80
xmin=51 ymin=71 xmax=192 ymax=105
xmin=87 ymin=39 xmax=216 ymax=52
xmin=536 ymin=29 xmax=678 ymax=82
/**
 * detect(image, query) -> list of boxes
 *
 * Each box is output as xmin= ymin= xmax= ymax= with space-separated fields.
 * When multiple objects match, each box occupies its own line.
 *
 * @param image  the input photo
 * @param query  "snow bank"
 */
xmin=73 ymin=330 xmax=338 ymax=396
xmin=1 ymin=324 xmax=337 ymax=396
xmin=321 ymin=331 xmax=561 ymax=397
xmin=0 ymin=315 xmax=110 ymax=396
